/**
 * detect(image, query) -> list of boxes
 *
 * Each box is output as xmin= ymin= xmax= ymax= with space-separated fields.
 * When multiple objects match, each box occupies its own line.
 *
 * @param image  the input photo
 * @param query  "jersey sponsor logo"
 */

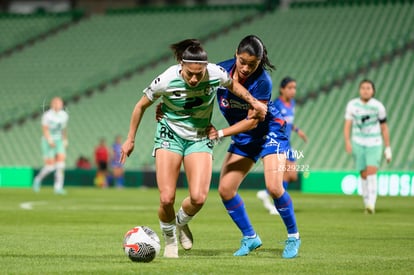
xmin=183 ymin=97 xmax=203 ymax=109
xmin=219 ymin=96 xmax=249 ymax=110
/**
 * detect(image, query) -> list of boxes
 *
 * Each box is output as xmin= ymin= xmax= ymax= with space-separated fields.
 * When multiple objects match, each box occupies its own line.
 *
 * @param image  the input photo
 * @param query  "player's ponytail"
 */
xmin=237 ymin=35 xmax=276 ymax=72
xmin=170 ymin=39 xmax=208 ymax=64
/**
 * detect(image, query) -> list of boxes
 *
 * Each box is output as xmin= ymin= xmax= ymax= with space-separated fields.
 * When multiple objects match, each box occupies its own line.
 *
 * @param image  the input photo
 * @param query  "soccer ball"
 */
xmin=123 ymin=226 xmax=161 ymax=263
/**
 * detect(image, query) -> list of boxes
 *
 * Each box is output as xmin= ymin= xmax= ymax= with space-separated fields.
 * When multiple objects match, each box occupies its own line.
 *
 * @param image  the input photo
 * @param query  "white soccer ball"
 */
xmin=123 ymin=226 xmax=161 ymax=262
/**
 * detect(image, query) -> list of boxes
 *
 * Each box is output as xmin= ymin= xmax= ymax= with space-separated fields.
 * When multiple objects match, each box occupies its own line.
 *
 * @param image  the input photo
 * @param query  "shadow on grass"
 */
xmin=181 ymin=248 xmax=283 ymax=258
xmin=349 ymin=208 xmax=393 ymax=214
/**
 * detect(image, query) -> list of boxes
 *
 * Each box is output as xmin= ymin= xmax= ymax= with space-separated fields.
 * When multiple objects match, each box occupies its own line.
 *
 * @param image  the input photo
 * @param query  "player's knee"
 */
xmin=159 ymin=194 xmax=175 ymax=207
xmin=218 ymin=184 xmax=236 ymax=201
xmin=267 ymin=185 xmax=284 ymax=198
xmin=190 ymin=194 xmax=207 ymax=206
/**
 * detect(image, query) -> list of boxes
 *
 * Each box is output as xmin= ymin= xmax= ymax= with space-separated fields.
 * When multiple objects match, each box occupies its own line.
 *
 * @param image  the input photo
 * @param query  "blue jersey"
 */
xmin=111 ymin=142 xmax=123 ymax=167
xmin=273 ymin=97 xmax=295 ymax=139
xmin=217 ymin=58 xmax=286 ymax=146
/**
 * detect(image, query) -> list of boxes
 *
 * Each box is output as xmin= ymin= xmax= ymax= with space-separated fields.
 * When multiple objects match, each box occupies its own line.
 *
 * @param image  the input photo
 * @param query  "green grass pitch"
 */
xmin=1 ymin=187 xmax=413 ymax=274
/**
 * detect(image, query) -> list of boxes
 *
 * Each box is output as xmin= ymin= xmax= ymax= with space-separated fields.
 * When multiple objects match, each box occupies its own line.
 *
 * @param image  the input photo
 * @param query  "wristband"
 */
xmin=295 ymin=127 xmax=300 ymax=133
xmin=218 ymin=130 xmax=224 ymax=138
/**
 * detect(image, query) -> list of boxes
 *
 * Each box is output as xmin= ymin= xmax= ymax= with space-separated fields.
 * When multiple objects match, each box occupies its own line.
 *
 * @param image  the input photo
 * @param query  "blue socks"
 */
xmin=274 ymin=191 xmax=298 ymax=234
xmin=223 ymin=193 xmax=255 ymax=237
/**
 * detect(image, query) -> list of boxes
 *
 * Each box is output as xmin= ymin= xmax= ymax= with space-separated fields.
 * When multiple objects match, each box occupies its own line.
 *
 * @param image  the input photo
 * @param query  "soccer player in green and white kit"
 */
xmin=344 ymin=79 xmax=392 ymax=214
xmin=33 ymin=97 xmax=69 ymax=195
xmin=120 ymin=39 xmax=267 ymax=258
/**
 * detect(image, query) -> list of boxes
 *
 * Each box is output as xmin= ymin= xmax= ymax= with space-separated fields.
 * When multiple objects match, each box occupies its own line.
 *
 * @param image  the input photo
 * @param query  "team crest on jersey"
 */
xmin=220 ymin=96 xmax=230 ymax=108
xmin=203 ymin=85 xmax=214 ymax=96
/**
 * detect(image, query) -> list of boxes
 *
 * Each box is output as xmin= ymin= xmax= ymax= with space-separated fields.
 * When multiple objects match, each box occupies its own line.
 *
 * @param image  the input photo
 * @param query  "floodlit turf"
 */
xmin=1 ymin=187 xmax=413 ymax=274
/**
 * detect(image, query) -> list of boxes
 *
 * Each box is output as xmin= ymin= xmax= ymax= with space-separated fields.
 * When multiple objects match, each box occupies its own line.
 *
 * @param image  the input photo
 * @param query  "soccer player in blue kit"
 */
xmin=208 ymin=35 xmax=301 ymax=258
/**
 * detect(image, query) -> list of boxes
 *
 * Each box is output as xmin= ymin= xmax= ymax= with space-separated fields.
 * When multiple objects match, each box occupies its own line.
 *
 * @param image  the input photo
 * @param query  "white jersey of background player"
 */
xmin=344 ymin=79 xmax=391 ymax=214
xmin=33 ymin=97 xmax=69 ymax=195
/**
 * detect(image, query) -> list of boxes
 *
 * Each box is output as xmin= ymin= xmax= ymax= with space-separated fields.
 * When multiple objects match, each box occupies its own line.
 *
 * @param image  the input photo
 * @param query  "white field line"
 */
xmin=19 ymin=201 xmax=48 ymax=210
xmin=19 ymin=201 xmax=156 ymax=211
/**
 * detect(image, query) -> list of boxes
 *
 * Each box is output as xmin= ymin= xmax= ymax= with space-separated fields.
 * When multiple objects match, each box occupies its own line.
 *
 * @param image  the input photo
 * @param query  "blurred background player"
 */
xmin=120 ymin=39 xmax=267 ymax=258
xmin=110 ymin=135 xmax=125 ymax=188
xmin=344 ymin=79 xmax=392 ymax=214
xmin=208 ymin=35 xmax=301 ymax=258
xmin=33 ymin=97 xmax=69 ymax=195
xmin=94 ymin=138 xmax=109 ymax=188
xmin=257 ymin=77 xmax=307 ymax=215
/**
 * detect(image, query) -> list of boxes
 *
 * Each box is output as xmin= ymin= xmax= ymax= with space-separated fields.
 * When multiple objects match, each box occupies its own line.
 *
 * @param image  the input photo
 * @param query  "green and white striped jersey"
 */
xmin=41 ymin=109 xmax=69 ymax=140
xmin=345 ymin=97 xmax=386 ymax=146
xmin=144 ymin=63 xmax=232 ymax=140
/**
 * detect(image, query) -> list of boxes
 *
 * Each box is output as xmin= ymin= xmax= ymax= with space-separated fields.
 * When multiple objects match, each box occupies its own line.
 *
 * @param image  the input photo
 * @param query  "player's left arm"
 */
xmin=380 ymin=120 xmax=391 ymax=163
xmin=293 ymin=125 xmax=308 ymax=143
xmin=378 ymin=103 xmax=391 ymax=163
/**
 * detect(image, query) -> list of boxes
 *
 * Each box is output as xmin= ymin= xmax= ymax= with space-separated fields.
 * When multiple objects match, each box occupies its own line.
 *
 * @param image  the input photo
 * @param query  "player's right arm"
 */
xmin=120 ymin=95 xmax=153 ymax=164
xmin=42 ymin=124 xmax=55 ymax=147
xmin=344 ymin=120 xmax=352 ymax=154
xmin=344 ymin=101 xmax=354 ymax=154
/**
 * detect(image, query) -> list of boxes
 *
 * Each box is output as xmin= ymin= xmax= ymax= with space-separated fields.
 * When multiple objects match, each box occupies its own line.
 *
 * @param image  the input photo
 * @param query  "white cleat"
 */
xmin=177 ymin=224 xmax=193 ymax=250
xmin=257 ymin=190 xmax=278 ymax=215
xmin=163 ymin=233 xmax=178 ymax=258
xmin=365 ymin=207 xmax=375 ymax=215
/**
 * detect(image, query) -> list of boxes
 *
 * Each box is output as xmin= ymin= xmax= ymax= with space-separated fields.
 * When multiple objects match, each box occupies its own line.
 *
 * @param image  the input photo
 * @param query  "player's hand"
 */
xmin=120 ymin=139 xmax=135 ymax=164
xmin=345 ymin=141 xmax=352 ymax=154
xmin=47 ymin=138 xmax=55 ymax=147
xmin=155 ymin=103 xmax=164 ymax=122
xmin=63 ymin=139 xmax=68 ymax=148
xmin=249 ymin=101 xmax=267 ymax=121
xmin=384 ymin=147 xmax=392 ymax=163
xmin=206 ymin=124 xmax=218 ymax=140
xmin=298 ymin=130 xmax=308 ymax=143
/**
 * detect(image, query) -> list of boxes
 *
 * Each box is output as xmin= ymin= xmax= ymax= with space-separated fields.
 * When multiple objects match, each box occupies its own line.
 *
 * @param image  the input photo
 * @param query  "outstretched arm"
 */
xmin=120 ymin=95 xmax=153 ymax=164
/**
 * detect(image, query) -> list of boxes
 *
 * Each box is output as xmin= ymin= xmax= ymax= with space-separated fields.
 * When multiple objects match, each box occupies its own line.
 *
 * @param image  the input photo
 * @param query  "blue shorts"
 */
xmin=228 ymin=124 xmax=289 ymax=163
